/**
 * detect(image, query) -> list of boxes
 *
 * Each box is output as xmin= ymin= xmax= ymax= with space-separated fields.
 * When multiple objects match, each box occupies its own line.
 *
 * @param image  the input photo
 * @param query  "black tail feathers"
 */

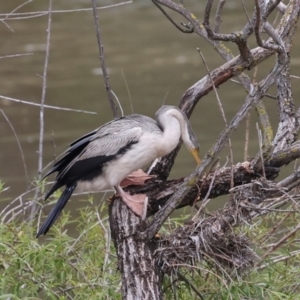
xmin=36 ymin=184 xmax=76 ymax=238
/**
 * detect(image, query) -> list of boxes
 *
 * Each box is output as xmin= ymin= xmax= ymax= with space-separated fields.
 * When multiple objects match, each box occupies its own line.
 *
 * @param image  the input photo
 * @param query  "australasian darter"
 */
xmin=36 ymin=105 xmax=200 ymax=237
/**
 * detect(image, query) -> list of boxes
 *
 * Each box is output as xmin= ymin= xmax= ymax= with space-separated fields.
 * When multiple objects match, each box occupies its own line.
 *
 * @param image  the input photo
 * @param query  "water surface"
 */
xmin=0 ymin=1 xmax=299 ymax=217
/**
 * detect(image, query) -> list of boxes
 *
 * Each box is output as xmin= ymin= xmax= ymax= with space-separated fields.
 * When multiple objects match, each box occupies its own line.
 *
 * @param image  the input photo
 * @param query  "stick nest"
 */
xmin=155 ymin=178 xmax=281 ymax=276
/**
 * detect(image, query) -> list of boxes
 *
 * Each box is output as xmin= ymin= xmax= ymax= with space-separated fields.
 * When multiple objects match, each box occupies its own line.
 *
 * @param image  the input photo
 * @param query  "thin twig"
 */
xmin=31 ymin=0 xmax=52 ymax=218
xmin=230 ymin=79 xmax=276 ymax=99
xmin=177 ymin=272 xmax=204 ymax=300
xmin=257 ymin=250 xmax=300 ymax=270
xmin=291 ymin=75 xmax=300 ymax=80
xmin=0 ymin=109 xmax=29 ymax=182
xmin=0 ymin=53 xmax=34 ymax=59
xmin=244 ymin=110 xmax=250 ymax=161
xmin=0 ymin=0 xmax=33 ymax=31
xmin=110 ymin=90 xmax=123 ymax=117
xmin=192 ymin=161 xmax=219 ymax=220
xmin=256 ymin=123 xmax=266 ymax=178
xmin=0 ymin=95 xmax=96 ymax=114
xmin=91 ymin=0 xmax=119 ymax=118
xmin=244 ymin=66 xmax=258 ymax=160
xmin=197 ymin=49 xmax=234 ymax=190
xmin=96 ymin=211 xmax=112 ymax=273
xmin=240 ymin=0 xmax=252 ymax=26
xmin=38 ymin=0 xmax=52 ymax=179
xmin=152 ymin=0 xmax=194 ymax=34
xmin=214 ymin=0 xmax=226 ymax=33
xmin=121 ymin=70 xmax=133 ymax=114
xmin=3 ymin=0 xmax=32 ymax=21
xmin=259 ymin=222 xmax=300 ymax=262
xmin=0 ymin=2 xmax=132 ymax=19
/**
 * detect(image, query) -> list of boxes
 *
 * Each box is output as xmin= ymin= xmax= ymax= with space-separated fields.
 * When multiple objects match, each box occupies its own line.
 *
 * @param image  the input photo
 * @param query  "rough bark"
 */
xmin=109 ymin=199 xmax=163 ymax=300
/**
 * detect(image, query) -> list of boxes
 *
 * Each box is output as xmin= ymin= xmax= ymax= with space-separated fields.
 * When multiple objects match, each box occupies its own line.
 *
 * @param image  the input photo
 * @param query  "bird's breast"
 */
xmin=76 ymin=130 xmax=180 ymax=190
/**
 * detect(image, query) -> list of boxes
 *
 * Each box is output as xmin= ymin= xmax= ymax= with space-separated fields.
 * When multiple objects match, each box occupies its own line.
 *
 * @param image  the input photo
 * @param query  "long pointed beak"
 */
xmin=190 ymin=148 xmax=201 ymax=165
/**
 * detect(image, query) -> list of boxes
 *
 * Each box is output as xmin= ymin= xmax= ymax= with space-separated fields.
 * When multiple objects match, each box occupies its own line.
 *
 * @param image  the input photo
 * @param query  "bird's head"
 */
xmin=156 ymin=106 xmax=201 ymax=165
xmin=185 ymin=126 xmax=201 ymax=165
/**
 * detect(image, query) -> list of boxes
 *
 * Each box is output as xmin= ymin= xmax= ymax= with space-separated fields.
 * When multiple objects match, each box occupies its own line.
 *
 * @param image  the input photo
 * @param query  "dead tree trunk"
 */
xmin=110 ymin=199 xmax=163 ymax=300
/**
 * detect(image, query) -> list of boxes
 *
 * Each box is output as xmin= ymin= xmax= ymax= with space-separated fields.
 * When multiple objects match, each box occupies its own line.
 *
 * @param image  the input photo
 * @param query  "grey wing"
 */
xmin=78 ymin=126 xmax=143 ymax=160
xmin=57 ymin=126 xmax=143 ymax=182
xmin=92 ymin=114 xmax=160 ymax=139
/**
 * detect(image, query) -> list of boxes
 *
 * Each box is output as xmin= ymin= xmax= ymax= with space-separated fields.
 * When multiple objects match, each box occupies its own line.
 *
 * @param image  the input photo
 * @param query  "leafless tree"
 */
xmin=99 ymin=1 xmax=300 ymax=299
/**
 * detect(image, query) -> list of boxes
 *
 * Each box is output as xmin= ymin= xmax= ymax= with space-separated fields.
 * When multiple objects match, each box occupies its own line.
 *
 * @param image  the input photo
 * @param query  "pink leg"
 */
xmin=115 ymin=185 xmax=148 ymax=219
xmin=120 ymin=169 xmax=155 ymax=188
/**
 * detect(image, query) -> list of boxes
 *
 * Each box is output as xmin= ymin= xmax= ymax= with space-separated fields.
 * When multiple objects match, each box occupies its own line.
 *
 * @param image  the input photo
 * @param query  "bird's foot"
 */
xmin=120 ymin=169 xmax=155 ymax=188
xmin=119 ymin=191 xmax=148 ymax=219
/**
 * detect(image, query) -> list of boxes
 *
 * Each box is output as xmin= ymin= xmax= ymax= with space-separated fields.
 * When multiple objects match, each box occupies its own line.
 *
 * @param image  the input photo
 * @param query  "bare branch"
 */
xmin=0 ymin=2 xmax=132 ymax=20
xmin=0 ymin=53 xmax=33 ymax=59
xmin=38 ymin=0 xmax=52 ymax=179
xmin=0 ymin=95 xmax=97 ymax=114
xmin=214 ymin=0 xmax=226 ymax=33
xmin=152 ymin=0 xmax=193 ymax=33
xmin=150 ymin=0 xmax=300 ymax=180
xmin=273 ymin=58 xmax=298 ymax=152
xmin=91 ymin=0 xmax=120 ymax=118
xmin=265 ymin=0 xmax=282 ymax=17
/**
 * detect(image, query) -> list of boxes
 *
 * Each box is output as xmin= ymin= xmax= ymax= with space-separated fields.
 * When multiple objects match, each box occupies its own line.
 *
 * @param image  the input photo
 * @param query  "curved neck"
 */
xmin=158 ymin=108 xmax=190 ymax=141
xmin=156 ymin=109 xmax=190 ymax=155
